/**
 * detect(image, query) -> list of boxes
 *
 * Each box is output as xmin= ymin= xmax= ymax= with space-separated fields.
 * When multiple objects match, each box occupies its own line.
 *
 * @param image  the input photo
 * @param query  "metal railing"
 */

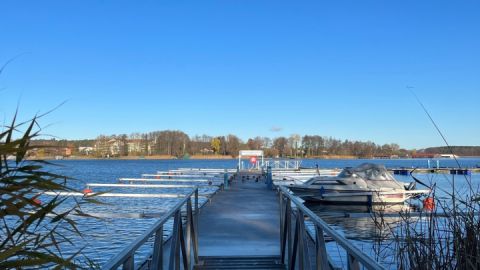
xmin=264 ymin=159 xmax=301 ymax=170
xmin=278 ymin=185 xmax=385 ymax=270
xmin=103 ymin=188 xmax=199 ymax=270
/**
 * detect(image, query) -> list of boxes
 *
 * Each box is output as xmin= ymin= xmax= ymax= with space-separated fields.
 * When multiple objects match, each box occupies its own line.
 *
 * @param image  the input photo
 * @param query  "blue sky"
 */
xmin=1 ymin=1 xmax=479 ymax=149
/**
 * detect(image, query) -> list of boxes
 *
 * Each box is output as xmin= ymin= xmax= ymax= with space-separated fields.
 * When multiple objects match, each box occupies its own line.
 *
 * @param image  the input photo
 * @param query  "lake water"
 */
xmin=38 ymin=158 xmax=480 ymax=268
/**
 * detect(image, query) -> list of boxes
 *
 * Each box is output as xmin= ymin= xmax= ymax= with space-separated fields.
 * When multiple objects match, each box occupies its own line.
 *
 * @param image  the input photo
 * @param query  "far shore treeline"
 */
xmin=28 ymin=130 xmax=480 ymax=159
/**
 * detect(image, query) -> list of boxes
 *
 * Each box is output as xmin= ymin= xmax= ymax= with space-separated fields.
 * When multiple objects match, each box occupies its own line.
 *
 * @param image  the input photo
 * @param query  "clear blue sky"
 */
xmin=1 ymin=1 xmax=479 ymax=149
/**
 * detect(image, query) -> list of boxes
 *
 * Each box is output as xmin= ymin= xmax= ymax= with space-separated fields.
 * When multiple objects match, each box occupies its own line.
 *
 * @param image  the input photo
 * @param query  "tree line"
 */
xmin=423 ymin=146 xmax=480 ymax=157
xmin=31 ymin=130 xmax=417 ymax=158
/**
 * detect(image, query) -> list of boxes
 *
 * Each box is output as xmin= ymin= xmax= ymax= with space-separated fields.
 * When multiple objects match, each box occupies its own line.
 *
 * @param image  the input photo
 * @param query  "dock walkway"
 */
xmin=104 ymin=169 xmax=386 ymax=270
xmin=198 ymin=180 xmax=280 ymax=257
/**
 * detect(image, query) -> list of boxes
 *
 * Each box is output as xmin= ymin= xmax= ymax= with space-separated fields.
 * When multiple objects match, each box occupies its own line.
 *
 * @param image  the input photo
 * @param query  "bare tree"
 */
xmin=273 ymin=137 xmax=289 ymax=157
xmin=226 ymin=134 xmax=241 ymax=156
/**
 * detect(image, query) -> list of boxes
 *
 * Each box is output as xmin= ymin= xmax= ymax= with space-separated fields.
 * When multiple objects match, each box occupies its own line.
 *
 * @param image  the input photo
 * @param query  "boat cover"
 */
xmin=338 ymin=163 xmax=404 ymax=189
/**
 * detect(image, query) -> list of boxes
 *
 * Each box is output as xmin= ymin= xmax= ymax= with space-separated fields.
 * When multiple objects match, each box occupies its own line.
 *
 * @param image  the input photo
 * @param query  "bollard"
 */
xmin=266 ymin=166 xmax=273 ymax=190
xmin=224 ymin=169 xmax=228 ymax=189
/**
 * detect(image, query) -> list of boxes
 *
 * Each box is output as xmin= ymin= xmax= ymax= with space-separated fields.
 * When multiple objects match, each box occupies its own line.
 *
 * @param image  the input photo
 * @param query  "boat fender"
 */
xmin=33 ymin=198 xmax=42 ymax=206
xmin=423 ymin=197 xmax=435 ymax=211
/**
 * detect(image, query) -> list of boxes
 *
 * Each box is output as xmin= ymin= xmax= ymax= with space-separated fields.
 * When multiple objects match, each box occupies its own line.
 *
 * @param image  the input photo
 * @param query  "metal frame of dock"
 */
xmin=99 ymin=168 xmax=386 ymax=270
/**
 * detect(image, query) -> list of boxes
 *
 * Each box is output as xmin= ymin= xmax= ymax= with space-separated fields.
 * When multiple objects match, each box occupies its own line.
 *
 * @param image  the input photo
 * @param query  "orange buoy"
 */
xmin=33 ymin=198 xmax=42 ymax=205
xmin=156 ymin=175 xmax=160 ymax=179
xmin=423 ymin=197 xmax=435 ymax=211
xmin=83 ymin=188 xmax=93 ymax=195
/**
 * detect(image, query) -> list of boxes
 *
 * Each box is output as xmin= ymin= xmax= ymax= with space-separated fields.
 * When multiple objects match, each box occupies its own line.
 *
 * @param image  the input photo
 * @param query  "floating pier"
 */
xmin=98 ymin=167 xmax=387 ymax=270
xmin=390 ymin=167 xmax=478 ymax=175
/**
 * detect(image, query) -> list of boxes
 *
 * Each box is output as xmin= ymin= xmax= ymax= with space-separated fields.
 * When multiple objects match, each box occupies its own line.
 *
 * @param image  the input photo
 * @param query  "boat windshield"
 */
xmin=338 ymin=163 xmax=396 ymax=181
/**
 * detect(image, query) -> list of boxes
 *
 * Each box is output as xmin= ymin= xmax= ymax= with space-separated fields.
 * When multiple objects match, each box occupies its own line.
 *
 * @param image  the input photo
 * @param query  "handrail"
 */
xmin=103 ymin=188 xmax=199 ymax=270
xmin=263 ymin=159 xmax=301 ymax=170
xmin=278 ymin=185 xmax=385 ymax=270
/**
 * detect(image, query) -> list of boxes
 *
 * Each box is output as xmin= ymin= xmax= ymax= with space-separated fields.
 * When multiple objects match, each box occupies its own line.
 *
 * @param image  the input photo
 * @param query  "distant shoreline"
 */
xmin=35 ymin=154 xmax=480 ymax=161
xmin=36 ymin=154 xmax=360 ymax=160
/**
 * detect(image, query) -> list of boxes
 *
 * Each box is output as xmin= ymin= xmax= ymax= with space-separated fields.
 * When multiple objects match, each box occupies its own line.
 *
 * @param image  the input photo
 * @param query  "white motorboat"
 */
xmin=289 ymin=163 xmax=430 ymax=205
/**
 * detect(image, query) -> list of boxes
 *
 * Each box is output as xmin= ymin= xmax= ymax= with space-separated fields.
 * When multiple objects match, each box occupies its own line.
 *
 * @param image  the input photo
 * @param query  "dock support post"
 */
xmin=151 ymin=225 xmax=164 ymax=270
xmin=123 ymin=255 xmax=134 ymax=270
xmin=194 ymin=190 xmax=199 ymax=264
xmin=169 ymin=211 xmax=181 ymax=270
xmin=287 ymin=198 xmax=292 ymax=267
xmin=279 ymin=192 xmax=284 ymax=260
xmin=347 ymin=253 xmax=360 ymax=270
xmin=315 ymin=225 xmax=329 ymax=270
xmin=224 ymin=169 xmax=228 ymax=189
xmin=266 ymin=166 xmax=273 ymax=189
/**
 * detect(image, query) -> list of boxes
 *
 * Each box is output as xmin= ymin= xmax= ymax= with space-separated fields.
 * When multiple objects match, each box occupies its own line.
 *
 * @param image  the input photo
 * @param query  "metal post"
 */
xmin=189 ymin=202 xmax=199 ymax=265
xmin=286 ymin=198 xmax=292 ymax=267
xmin=296 ymin=211 xmax=311 ymax=270
xmin=281 ymin=200 xmax=289 ymax=264
xmin=194 ymin=189 xmax=199 ymax=264
xmin=279 ymin=193 xmax=284 ymax=261
xmin=151 ymin=225 xmax=164 ymax=270
xmin=178 ymin=218 xmax=188 ymax=270
xmin=169 ymin=211 xmax=181 ymax=270
xmin=267 ymin=166 xmax=273 ymax=189
xmin=186 ymin=199 xmax=192 ymax=269
xmin=347 ymin=253 xmax=360 ymax=270
xmin=123 ymin=255 xmax=134 ymax=270
xmin=297 ymin=213 xmax=304 ymax=270
xmin=224 ymin=169 xmax=228 ymax=189
xmin=289 ymin=214 xmax=300 ymax=270
xmin=315 ymin=226 xmax=329 ymax=270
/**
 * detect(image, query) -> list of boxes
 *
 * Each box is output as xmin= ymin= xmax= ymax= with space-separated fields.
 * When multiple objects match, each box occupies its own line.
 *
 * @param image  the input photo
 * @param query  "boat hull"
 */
xmin=289 ymin=187 xmax=413 ymax=205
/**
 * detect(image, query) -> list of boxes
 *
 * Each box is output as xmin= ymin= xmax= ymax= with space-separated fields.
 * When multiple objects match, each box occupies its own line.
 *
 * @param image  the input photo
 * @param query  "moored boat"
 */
xmin=289 ymin=163 xmax=429 ymax=205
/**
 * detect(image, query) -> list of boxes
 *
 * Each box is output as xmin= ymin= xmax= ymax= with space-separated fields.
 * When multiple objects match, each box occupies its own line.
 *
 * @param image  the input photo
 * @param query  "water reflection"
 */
xmin=305 ymin=202 xmax=416 ymax=268
xmin=305 ymin=202 xmax=419 ymax=241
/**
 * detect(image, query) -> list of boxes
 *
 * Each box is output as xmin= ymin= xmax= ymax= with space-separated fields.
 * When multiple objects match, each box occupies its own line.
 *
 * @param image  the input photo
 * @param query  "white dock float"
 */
xmin=165 ymin=169 xmax=236 ymax=174
xmin=118 ymin=178 xmax=218 ymax=183
xmin=86 ymin=183 xmax=199 ymax=188
xmin=142 ymin=174 xmax=221 ymax=178
xmin=43 ymin=192 xmax=201 ymax=198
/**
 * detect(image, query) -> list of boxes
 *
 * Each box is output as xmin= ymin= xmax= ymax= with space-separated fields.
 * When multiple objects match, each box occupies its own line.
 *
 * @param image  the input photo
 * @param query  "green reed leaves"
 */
xmin=1 ymin=112 xmax=98 ymax=269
